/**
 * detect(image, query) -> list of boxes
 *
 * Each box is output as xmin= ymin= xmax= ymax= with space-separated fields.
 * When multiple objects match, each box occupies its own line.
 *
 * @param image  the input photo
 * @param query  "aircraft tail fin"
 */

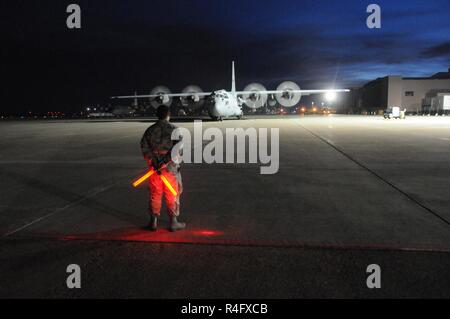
xmin=231 ymin=61 xmax=236 ymax=97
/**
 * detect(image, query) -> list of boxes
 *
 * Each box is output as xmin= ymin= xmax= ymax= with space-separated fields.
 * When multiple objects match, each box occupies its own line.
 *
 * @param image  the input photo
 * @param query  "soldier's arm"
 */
xmin=165 ymin=127 xmax=183 ymax=164
xmin=140 ymin=129 xmax=152 ymax=162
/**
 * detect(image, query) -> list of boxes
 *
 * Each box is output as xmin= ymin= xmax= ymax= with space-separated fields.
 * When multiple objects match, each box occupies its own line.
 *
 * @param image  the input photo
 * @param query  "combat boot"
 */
xmin=149 ymin=215 xmax=158 ymax=231
xmin=169 ymin=216 xmax=186 ymax=232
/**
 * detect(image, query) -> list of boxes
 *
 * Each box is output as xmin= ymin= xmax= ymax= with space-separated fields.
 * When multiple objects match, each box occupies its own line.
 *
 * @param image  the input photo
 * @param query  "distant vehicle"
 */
xmin=112 ymin=62 xmax=349 ymax=121
xmin=384 ymin=106 xmax=406 ymax=119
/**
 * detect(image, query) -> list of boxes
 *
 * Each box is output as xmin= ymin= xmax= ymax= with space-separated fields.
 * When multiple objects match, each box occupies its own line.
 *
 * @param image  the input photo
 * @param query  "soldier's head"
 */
xmin=156 ymin=105 xmax=171 ymax=121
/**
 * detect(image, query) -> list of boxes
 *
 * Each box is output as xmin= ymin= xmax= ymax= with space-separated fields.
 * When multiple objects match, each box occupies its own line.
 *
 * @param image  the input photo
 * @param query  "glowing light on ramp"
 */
xmin=325 ymin=91 xmax=337 ymax=102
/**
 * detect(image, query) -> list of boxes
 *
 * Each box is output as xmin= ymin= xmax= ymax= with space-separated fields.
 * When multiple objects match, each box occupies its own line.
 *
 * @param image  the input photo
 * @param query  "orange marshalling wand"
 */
xmin=132 ymin=170 xmax=156 ymax=188
xmin=160 ymin=175 xmax=178 ymax=196
xmin=132 ymin=169 xmax=178 ymax=197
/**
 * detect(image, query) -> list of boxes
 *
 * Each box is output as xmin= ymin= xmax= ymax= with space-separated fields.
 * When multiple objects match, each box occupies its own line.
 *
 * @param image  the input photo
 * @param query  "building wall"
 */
xmin=337 ymin=88 xmax=361 ymax=113
xmin=342 ymin=69 xmax=450 ymax=114
xmin=387 ymin=76 xmax=403 ymax=108
xmin=359 ymin=77 xmax=388 ymax=112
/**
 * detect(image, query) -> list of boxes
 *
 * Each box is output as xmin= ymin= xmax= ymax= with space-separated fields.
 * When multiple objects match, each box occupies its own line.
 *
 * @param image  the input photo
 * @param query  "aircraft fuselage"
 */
xmin=207 ymin=90 xmax=243 ymax=120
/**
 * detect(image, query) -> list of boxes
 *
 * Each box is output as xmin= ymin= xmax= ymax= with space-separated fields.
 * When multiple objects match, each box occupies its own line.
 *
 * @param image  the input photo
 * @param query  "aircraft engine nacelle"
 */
xmin=268 ymin=95 xmax=277 ymax=107
xmin=243 ymin=83 xmax=268 ymax=109
xmin=150 ymin=86 xmax=173 ymax=109
xmin=181 ymin=85 xmax=204 ymax=109
xmin=276 ymin=81 xmax=302 ymax=107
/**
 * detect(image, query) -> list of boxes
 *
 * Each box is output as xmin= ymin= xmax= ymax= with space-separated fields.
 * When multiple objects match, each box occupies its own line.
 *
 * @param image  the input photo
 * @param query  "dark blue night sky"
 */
xmin=2 ymin=0 xmax=449 ymax=112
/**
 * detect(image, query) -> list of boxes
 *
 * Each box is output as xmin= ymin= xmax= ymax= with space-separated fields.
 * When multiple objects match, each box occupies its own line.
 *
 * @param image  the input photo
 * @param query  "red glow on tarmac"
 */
xmin=57 ymin=228 xmax=224 ymax=244
xmin=193 ymin=230 xmax=222 ymax=237
xmin=60 ymin=235 xmax=77 ymax=241
xmin=53 ymin=229 xmax=450 ymax=252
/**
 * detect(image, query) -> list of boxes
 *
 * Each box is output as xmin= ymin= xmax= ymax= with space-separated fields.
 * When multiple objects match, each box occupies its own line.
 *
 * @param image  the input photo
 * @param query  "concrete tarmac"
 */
xmin=0 ymin=115 xmax=449 ymax=298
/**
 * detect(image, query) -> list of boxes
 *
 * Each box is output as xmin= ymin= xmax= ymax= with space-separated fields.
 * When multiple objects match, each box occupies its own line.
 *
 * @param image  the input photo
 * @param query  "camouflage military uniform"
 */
xmin=140 ymin=119 xmax=183 ymax=217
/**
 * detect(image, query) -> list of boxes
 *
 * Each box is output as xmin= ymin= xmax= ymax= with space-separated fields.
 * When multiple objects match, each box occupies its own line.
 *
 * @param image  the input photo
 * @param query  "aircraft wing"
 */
xmin=111 ymin=92 xmax=212 ymax=99
xmin=235 ymin=89 xmax=349 ymax=96
xmin=112 ymin=89 xmax=349 ymax=99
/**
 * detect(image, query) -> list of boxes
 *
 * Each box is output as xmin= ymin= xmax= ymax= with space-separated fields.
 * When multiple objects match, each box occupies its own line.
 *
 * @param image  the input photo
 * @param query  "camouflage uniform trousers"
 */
xmin=148 ymin=168 xmax=182 ymax=217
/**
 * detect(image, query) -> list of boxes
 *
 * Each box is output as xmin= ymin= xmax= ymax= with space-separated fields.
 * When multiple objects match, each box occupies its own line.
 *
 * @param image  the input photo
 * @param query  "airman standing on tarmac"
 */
xmin=140 ymin=105 xmax=186 ymax=232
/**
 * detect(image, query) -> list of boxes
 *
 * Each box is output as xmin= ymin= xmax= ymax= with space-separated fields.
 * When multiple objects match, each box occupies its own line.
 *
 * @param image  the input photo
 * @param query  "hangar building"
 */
xmin=350 ymin=68 xmax=450 ymax=114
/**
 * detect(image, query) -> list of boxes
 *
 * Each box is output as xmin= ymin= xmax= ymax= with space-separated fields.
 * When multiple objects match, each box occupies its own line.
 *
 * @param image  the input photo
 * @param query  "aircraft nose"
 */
xmin=208 ymin=100 xmax=219 ymax=117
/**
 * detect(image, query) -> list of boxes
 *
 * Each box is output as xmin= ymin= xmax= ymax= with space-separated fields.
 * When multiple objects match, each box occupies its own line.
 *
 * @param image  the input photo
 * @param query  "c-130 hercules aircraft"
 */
xmin=112 ymin=62 xmax=349 ymax=121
